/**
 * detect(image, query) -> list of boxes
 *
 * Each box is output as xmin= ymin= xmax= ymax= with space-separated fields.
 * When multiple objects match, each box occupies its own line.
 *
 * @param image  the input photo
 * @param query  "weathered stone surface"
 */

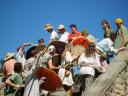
xmin=83 ymin=50 xmax=128 ymax=96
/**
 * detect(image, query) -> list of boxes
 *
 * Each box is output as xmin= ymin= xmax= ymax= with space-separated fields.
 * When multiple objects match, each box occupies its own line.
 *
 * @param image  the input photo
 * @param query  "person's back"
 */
xmin=3 ymin=53 xmax=16 ymax=77
xmin=96 ymin=37 xmax=119 ymax=56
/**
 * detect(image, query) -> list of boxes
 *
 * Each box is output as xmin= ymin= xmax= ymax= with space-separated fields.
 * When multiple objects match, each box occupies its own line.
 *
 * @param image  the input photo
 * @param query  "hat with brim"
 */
xmin=4 ymin=52 xmax=15 ymax=60
xmin=81 ymin=29 xmax=88 ymax=35
xmin=44 ymin=23 xmax=53 ymax=30
xmin=58 ymin=24 xmax=65 ymax=30
xmin=115 ymin=18 xmax=123 ymax=24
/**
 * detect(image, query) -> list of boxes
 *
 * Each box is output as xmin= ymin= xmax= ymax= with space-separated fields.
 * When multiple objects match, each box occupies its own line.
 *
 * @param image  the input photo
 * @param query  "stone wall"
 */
xmin=104 ymin=65 xmax=128 ymax=96
xmin=83 ymin=50 xmax=128 ymax=96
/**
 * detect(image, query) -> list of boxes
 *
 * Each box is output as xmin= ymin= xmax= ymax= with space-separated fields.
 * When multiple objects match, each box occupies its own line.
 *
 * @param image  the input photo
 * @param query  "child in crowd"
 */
xmin=5 ymin=62 xmax=23 ymax=96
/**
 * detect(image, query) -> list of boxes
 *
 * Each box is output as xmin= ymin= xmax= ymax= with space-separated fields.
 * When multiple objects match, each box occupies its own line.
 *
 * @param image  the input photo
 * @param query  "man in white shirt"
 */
xmin=44 ymin=23 xmax=59 ymax=42
xmin=58 ymin=24 xmax=69 ymax=43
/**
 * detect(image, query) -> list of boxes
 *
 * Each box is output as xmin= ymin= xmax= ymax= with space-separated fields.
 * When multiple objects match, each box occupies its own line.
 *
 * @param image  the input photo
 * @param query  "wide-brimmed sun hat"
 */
xmin=58 ymin=24 xmax=65 ymax=30
xmin=44 ymin=23 xmax=53 ymax=30
xmin=4 ymin=52 xmax=15 ymax=60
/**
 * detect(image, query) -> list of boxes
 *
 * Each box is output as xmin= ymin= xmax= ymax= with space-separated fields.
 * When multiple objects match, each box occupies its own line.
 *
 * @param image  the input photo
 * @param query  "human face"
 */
xmin=46 ymin=28 xmax=52 ymax=32
xmin=58 ymin=28 xmax=65 ymax=34
xmin=82 ymin=33 xmax=88 ymax=37
xmin=116 ymin=23 xmax=122 ymax=28
xmin=70 ymin=27 xmax=77 ymax=34
xmin=102 ymin=23 xmax=108 ymax=30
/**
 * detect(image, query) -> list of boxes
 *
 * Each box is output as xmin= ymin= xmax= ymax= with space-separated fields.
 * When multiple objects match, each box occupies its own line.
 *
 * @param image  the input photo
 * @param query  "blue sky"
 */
xmin=0 ymin=0 xmax=128 ymax=63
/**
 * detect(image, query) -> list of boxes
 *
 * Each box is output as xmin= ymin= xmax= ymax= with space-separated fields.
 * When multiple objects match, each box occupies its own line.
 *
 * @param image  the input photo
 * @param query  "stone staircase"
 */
xmin=83 ymin=50 xmax=128 ymax=96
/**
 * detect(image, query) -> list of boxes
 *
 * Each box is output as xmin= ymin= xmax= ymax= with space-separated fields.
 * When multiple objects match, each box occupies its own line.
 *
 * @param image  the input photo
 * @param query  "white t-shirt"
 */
xmin=59 ymin=32 xmax=69 ymax=43
xmin=50 ymin=31 xmax=59 ymax=42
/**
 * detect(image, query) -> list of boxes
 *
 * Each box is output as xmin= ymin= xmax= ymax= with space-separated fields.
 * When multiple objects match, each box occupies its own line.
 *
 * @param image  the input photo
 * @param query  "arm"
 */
xmin=78 ymin=53 xmax=85 ymax=67
xmin=65 ymin=51 xmax=73 ymax=62
xmin=2 ymin=64 xmax=6 ymax=76
xmin=120 ymin=35 xmax=126 ymax=47
xmin=5 ymin=78 xmax=20 ymax=89
xmin=95 ymin=53 xmax=106 ymax=72
xmin=108 ymin=38 xmax=125 ymax=53
xmin=68 ymin=34 xmax=73 ymax=42
xmin=48 ymin=59 xmax=60 ymax=70
xmin=120 ymin=26 xmax=127 ymax=47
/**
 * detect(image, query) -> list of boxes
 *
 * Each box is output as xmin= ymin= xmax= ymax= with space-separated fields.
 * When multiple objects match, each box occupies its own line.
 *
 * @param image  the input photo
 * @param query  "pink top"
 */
xmin=3 ymin=59 xmax=16 ymax=77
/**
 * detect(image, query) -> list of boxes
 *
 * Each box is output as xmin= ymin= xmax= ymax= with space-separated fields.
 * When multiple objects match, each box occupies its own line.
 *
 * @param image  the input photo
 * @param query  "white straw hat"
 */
xmin=4 ymin=52 xmax=15 ymax=60
xmin=58 ymin=24 xmax=65 ymax=30
xmin=44 ymin=23 xmax=53 ymax=30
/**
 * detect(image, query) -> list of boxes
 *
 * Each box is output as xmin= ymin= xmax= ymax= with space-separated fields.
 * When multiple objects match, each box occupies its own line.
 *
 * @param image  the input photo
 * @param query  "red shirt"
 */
xmin=68 ymin=32 xmax=82 ymax=42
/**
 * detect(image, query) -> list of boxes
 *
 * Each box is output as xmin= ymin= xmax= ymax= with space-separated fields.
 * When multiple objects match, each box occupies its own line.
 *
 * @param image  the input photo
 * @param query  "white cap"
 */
xmin=47 ymin=45 xmax=55 ymax=53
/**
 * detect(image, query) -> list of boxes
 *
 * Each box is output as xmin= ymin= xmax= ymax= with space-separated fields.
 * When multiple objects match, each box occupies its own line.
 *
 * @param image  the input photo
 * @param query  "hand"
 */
xmin=119 ymin=47 xmax=126 ymax=50
xmin=23 ymin=42 xmax=32 ymax=46
xmin=57 ymin=66 xmax=61 ymax=69
xmin=65 ymin=71 xmax=70 ymax=77
xmin=39 ymin=77 xmax=47 ymax=85
xmin=100 ymin=67 xmax=106 ymax=73
xmin=118 ymin=46 xmax=126 ymax=51
xmin=73 ymin=55 xmax=77 ymax=60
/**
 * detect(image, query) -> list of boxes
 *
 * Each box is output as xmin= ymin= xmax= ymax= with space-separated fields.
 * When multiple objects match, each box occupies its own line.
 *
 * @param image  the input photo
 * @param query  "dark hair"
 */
xmin=38 ymin=38 xmax=44 ymax=44
xmin=14 ymin=62 xmax=22 ymax=73
xmin=29 ymin=49 xmax=38 ymax=57
xmin=70 ymin=24 xmax=77 ymax=29
xmin=85 ymin=42 xmax=96 ymax=57
xmin=110 ymin=32 xmax=116 ymax=42
xmin=101 ymin=20 xmax=111 ymax=29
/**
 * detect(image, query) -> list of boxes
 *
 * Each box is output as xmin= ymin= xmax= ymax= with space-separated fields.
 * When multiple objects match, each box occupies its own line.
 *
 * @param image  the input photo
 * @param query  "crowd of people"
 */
xmin=0 ymin=18 xmax=128 ymax=96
